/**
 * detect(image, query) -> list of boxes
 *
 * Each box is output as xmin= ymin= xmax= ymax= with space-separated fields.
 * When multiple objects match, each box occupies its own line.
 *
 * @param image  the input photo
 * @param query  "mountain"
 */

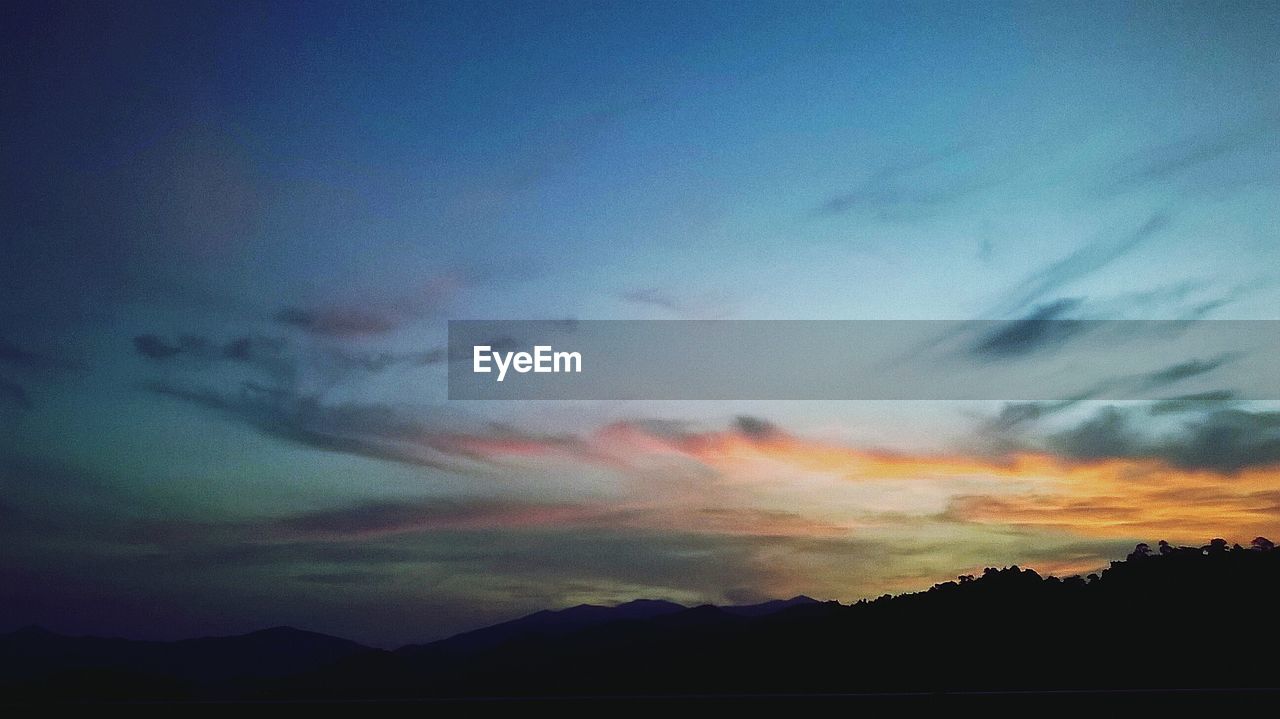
xmin=251 ymin=541 xmax=1280 ymax=699
xmin=0 ymin=625 xmax=374 ymax=698
xmin=5 ymin=540 xmax=1280 ymax=701
xmin=396 ymin=596 xmax=825 ymax=660
xmin=397 ymin=598 xmax=687 ymax=658
xmin=720 ymin=595 xmax=819 ymax=617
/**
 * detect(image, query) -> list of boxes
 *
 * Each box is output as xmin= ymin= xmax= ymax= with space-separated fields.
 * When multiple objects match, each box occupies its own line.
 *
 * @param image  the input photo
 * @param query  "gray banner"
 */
xmin=447 ymin=320 xmax=1280 ymax=400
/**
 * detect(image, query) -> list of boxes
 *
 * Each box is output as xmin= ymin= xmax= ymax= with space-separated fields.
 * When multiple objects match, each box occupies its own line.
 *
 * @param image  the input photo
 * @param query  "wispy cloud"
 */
xmin=990 ymin=213 xmax=1171 ymax=317
xmin=1135 ymin=354 xmax=1238 ymax=392
xmin=133 ymin=332 xmax=448 ymax=382
xmin=812 ymin=142 xmax=1001 ymax=219
xmin=971 ymin=298 xmax=1085 ymax=357
xmin=147 ymin=382 xmax=470 ymax=473
xmin=617 ymin=288 xmax=737 ymax=319
xmin=0 ymin=338 xmax=70 ymax=371
xmin=274 ymin=306 xmax=400 ymax=337
xmin=0 ymin=338 xmax=75 ymax=411
xmin=144 ymin=380 xmax=599 ymax=474
xmin=1104 ymin=116 xmax=1280 ymax=190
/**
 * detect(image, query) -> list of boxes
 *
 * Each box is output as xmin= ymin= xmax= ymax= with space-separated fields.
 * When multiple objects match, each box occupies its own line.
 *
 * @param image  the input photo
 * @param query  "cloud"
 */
xmin=1106 ymin=116 xmax=1280 ymax=189
xmin=982 ymin=399 xmax=1082 ymax=433
xmin=133 ymin=334 xmax=184 ymax=359
xmin=815 ymin=183 xmax=995 ymax=219
xmin=269 ymin=500 xmax=606 ymax=539
xmin=971 ymin=298 xmax=1085 ymax=357
xmin=813 ymin=141 xmax=999 ymax=219
xmin=617 ymin=288 xmax=736 ymax=319
xmin=147 ymin=381 xmax=468 ymax=472
xmin=1147 ymin=390 xmax=1237 ymax=415
xmin=274 ymin=306 xmax=401 ymax=337
xmin=118 ymin=494 xmax=850 ymax=556
xmin=1045 ymin=405 xmax=1280 ymax=474
xmin=0 ymin=338 xmax=68 ymax=371
xmin=133 ymin=332 xmax=449 ymax=383
xmin=1135 ymin=354 xmax=1237 ymax=392
xmin=618 ymin=289 xmax=688 ymax=315
xmin=324 ymin=346 xmax=452 ymax=372
xmin=221 ymin=335 xmax=288 ymax=363
xmin=293 ymin=570 xmax=389 ymax=586
xmin=946 ymin=478 xmax=1280 ymax=547
xmin=733 ymin=415 xmax=779 ymax=439
xmin=135 ymin=333 xmax=280 ymax=363
xmin=991 ymin=213 xmax=1170 ymax=316
xmin=145 ymin=381 xmax=597 ymax=473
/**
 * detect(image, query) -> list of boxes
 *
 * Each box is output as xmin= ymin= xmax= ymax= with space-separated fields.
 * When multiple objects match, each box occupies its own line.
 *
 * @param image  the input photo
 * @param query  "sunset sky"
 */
xmin=2 ymin=1 xmax=1279 ymax=647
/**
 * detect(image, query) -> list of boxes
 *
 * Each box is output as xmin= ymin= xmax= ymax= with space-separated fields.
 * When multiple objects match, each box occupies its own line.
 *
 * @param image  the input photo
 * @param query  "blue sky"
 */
xmin=2 ymin=1 xmax=1279 ymax=646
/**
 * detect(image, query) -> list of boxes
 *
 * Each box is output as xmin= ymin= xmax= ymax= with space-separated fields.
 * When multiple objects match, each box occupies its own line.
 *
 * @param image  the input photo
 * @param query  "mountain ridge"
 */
xmin=4 ymin=539 xmax=1278 ymax=700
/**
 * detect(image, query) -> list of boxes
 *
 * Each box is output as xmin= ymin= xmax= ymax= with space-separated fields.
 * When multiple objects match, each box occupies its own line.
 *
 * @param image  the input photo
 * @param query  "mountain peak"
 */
xmin=617 ymin=598 xmax=685 ymax=610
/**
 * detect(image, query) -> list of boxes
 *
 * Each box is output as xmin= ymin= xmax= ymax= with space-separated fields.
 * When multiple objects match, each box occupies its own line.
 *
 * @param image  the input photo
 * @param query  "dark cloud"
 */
xmin=275 ymin=306 xmax=399 ymax=337
xmin=1045 ymin=407 xmax=1139 ymax=463
xmin=815 ymin=183 xmax=997 ymax=219
xmin=135 ymin=333 xmax=281 ymax=363
xmin=133 ymin=334 xmax=183 ymax=359
xmin=133 ymin=332 xmax=445 ymax=382
xmin=144 ymin=381 xmax=587 ymax=473
xmin=972 ymin=298 xmax=1084 ymax=357
xmin=147 ymin=381 xmax=468 ymax=473
xmin=1147 ymin=390 xmax=1237 ymax=415
xmin=734 ymin=415 xmax=779 ymax=439
xmin=992 ymin=213 xmax=1170 ymax=316
xmin=0 ymin=339 xmax=67 ymax=371
xmin=1106 ymin=116 xmax=1280 ymax=189
xmin=1137 ymin=354 xmax=1237 ymax=392
xmin=1046 ymin=405 xmax=1280 ymax=474
xmin=813 ymin=141 xmax=1000 ymax=219
xmin=221 ymin=335 xmax=287 ymax=363
xmin=984 ymin=399 xmax=1081 ymax=432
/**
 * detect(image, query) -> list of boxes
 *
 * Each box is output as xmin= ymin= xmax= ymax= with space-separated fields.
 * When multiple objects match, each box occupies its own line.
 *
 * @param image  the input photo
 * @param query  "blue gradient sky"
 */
xmin=2 ymin=1 xmax=1279 ymax=646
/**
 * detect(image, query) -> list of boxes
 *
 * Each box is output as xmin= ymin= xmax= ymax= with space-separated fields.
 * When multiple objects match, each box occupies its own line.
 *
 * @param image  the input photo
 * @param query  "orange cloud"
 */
xmin=946 ymin=462 xmax=1280 ymax=544
xmin=417 ymin=418 xmax=1280 ymax=547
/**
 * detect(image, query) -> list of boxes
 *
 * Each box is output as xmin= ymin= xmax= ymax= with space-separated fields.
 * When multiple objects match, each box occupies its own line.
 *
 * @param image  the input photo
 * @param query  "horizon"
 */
xmin=3 ymin=535 xmax=1264 ymax=649
xmin=3 ymin=0 xmax=1279 ymax=649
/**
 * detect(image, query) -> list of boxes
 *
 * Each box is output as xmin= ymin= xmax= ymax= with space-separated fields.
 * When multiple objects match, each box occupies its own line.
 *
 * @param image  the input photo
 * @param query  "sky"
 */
xmin=2 ymin=0 xmax=1279 ymax=647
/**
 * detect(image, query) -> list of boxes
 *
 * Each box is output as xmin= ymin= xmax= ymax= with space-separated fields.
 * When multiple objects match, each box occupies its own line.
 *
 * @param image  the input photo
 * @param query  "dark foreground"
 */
xmin=4 ymin=538 xmax=1278 ymax=702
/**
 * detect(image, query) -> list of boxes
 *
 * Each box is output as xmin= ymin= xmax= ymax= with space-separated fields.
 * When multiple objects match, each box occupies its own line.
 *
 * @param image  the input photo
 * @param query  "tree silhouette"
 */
xmin=1128 ymin=542 xmax=1152 ymax=560
xmin=4 ymin=535 xmax=1278 ymax=700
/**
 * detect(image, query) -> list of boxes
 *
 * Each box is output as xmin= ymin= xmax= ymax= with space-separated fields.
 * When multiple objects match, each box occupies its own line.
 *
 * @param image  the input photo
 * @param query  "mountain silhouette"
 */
xmin=719 ymin=595 xmax=818 ymax=617
xmin=0 ymin=625 xmax=373 ymax=699
xmin=397 ymin=596 xmax=818 ymax=659
xmin=4 ymin=539 xmax=1279 ymax=701
xmin=397 ymin=598 xmax=687 ymax=658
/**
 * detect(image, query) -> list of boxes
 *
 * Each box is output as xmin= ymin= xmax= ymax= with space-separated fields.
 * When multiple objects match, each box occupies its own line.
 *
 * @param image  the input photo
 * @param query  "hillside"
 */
xmin=4 ymin=538 xmax=1278 ymax=701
